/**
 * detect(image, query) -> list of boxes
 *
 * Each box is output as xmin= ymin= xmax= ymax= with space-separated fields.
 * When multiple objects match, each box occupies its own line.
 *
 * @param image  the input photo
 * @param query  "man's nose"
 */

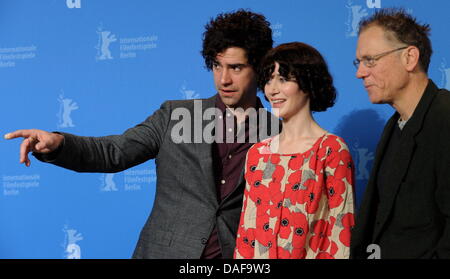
xmin=356 ymin=63 xmax=369 ymax=79
xmin=220 ymin=68 xmax=232 ymax=85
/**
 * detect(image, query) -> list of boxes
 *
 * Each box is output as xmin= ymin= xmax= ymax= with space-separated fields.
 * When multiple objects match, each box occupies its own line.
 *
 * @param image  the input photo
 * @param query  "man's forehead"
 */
xmin=357 ymin=26 xmax=394 ymax=55
xmin=215 ymin=47 xmax=249 ymax=63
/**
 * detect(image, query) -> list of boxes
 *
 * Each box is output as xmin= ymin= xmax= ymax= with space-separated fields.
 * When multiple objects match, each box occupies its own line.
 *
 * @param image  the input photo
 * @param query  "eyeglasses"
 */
xmin=353 ymin=46 xmax=408 ymax=69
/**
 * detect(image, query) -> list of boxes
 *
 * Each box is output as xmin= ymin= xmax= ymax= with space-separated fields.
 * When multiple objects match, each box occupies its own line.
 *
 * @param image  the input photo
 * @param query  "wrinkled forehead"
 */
xmin=356 ymin=25 xmax=399 ymax=57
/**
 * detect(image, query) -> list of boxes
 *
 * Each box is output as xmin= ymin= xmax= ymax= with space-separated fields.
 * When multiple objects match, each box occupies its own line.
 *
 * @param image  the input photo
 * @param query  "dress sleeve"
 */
xmin=322 ymin=138 xmax=355 ymax=259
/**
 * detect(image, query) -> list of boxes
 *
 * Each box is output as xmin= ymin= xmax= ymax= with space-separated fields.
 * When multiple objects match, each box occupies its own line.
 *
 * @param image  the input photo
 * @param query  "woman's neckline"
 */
xmin=266 ymin=132 xmax=329 ymax=156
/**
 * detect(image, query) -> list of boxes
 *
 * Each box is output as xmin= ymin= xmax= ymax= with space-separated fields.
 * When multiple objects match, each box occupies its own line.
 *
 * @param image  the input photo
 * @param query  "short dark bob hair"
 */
xmin=259 ymin=42 xmax=336 ymax=112
xmin=202 ymin=9 xmax=273 ymax=70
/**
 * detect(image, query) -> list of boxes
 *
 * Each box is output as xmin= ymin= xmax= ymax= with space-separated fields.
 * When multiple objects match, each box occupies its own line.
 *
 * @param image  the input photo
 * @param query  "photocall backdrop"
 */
xmin=0 ymin=0 xmax=449 ymax=259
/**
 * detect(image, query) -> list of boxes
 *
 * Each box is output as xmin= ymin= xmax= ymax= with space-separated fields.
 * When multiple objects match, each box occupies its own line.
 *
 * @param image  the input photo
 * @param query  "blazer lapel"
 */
xmin=369 ymin=115 xmax=398 ymax=193
xmin=372 ymin=80 xmax=438 ymax=241
xmin=351 ymin=112 xmax=399 ymax=255
xmin=372 ymin=130 xmax=416 ymax=240
xmin=353 ymin=113 xmax=396 ymax=242
xmin=195 ymin=96 xmax=219 ymax=206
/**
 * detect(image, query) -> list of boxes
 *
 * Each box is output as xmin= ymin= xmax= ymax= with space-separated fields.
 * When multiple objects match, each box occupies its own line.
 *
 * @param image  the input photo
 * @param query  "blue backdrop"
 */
xmin=1 ymin=0 xmax=449 ymax=259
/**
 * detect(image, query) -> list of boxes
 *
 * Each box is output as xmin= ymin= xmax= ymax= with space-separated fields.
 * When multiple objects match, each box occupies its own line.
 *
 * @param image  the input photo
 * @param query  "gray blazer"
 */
xmin=34 ymin=95 xmax=279 ymax=258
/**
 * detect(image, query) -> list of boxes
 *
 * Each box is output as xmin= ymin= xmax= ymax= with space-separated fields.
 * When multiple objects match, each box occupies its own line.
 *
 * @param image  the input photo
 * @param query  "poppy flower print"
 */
xmin=234 ymin=133 xmax=355 ymax=259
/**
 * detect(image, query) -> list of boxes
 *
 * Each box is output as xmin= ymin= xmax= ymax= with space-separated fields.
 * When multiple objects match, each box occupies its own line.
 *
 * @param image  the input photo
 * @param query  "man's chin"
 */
xmin=219 ymin=95 xmax=238 ymax=107
xmin=368 ymin=92 xmax=384 ymax=104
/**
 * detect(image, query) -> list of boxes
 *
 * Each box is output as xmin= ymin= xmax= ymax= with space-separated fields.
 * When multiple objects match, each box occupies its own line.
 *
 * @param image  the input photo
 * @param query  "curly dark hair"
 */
xmin=201 ymin=9 xmax=273 ymax=70
xmin=358 ymin=8 xmax=432 ymax=73
xmin=259 ymin=42 xmax=336 ymax=112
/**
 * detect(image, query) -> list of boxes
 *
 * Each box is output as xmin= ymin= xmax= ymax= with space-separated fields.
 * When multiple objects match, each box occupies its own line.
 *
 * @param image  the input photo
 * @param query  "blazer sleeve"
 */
xmin=33 ymin=101 xmax=172 ymax=173
xmin=434 ymin=115 xmax=450 ymax=258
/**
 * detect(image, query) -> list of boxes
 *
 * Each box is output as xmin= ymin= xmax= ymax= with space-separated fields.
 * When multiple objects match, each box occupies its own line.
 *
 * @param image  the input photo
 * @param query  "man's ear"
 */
xmin=403 ymin=46 xmax=421 ymax=72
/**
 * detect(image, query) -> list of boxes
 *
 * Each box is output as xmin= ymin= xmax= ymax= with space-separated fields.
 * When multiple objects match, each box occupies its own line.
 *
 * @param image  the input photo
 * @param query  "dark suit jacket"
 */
xmin=350 ymin=80 xmax=450 ymax=259
xmin=34 ymin=95 xmax=279 ymax=259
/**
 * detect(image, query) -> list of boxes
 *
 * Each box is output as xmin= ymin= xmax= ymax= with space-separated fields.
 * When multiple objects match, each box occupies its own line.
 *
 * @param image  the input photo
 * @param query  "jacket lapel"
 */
xmin=353 ymin=113 xmax=396 ymax=245
xmin=371 ymin=125 xmax=415 ymax=240
xmin=372 ymin=80 xmax=438 ymax=241
xmin=195 ymin=96 xmax=219 ymax=206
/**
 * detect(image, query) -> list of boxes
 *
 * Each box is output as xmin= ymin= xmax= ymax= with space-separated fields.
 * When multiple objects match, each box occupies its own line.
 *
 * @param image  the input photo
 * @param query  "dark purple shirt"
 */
xmin=200 ymin=95 xmax=263 ymax=259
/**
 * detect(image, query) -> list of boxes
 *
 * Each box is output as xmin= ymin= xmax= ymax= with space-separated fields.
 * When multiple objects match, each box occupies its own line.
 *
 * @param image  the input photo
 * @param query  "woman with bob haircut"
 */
xmin=234 ymin=42 xmax=355 ymax=259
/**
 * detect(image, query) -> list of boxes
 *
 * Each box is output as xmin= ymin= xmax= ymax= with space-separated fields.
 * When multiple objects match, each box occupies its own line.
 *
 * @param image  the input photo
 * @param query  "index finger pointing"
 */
xmin=4 ymin=130 xmax=33 ymax=140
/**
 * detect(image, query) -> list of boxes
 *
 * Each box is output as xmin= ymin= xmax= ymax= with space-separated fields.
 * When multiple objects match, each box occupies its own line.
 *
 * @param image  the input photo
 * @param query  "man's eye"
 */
xmin=232 ymin=66 xmax=242 ymax=72
xmin=365 ymin=57 xmax=375 ymax=65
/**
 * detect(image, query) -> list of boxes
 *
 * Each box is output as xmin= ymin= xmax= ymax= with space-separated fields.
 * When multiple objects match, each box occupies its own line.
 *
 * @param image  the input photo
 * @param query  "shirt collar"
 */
xmin=214 ymin=94 xmax=264 ymax=114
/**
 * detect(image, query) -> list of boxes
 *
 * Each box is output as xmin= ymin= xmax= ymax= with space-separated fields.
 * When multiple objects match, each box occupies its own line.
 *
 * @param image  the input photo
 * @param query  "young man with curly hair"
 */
xmin=5 ymin=10 xmax=277 ymax=259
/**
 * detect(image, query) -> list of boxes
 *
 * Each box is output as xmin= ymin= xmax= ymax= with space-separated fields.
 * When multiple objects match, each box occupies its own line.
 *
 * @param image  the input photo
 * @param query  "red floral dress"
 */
xmin=234 ymin=133 xmax=355 ymax=259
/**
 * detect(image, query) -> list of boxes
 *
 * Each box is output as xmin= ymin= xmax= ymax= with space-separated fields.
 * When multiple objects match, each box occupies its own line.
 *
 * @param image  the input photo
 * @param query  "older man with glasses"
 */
xmin=350 ymin=8 xmax=450 ymax=259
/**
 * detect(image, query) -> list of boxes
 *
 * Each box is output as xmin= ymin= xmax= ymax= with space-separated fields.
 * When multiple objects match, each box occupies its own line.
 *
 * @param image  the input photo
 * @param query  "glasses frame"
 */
xmin=353 ymin=46 xmax=408 ymax=69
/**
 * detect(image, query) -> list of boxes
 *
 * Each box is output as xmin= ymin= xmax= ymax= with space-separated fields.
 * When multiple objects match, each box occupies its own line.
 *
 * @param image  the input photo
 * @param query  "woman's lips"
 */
xmin=271 ymin=99 xmax=286 ymax=108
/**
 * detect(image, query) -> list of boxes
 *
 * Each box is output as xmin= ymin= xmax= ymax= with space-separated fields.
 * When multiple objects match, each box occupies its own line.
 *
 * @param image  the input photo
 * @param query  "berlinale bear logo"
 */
xmin=66 ymin=0 xmax=81 ymax=9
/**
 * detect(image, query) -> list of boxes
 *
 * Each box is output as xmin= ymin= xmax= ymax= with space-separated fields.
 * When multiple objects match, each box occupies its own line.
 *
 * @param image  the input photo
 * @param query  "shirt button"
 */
xmin=228 ymin=155 xmax=232 ymax=159
xmin=228 ymin=128 xmax=233 ymax=132
xmin=227 ymin=113 xmax=231 ymax=118
xmin=219 ymin=115 xmax=223 ymax=119
xmin=221 ymin=180 xmax=226 ymax=184
xmin=201 ymin=238 xmax=208 ymax=245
